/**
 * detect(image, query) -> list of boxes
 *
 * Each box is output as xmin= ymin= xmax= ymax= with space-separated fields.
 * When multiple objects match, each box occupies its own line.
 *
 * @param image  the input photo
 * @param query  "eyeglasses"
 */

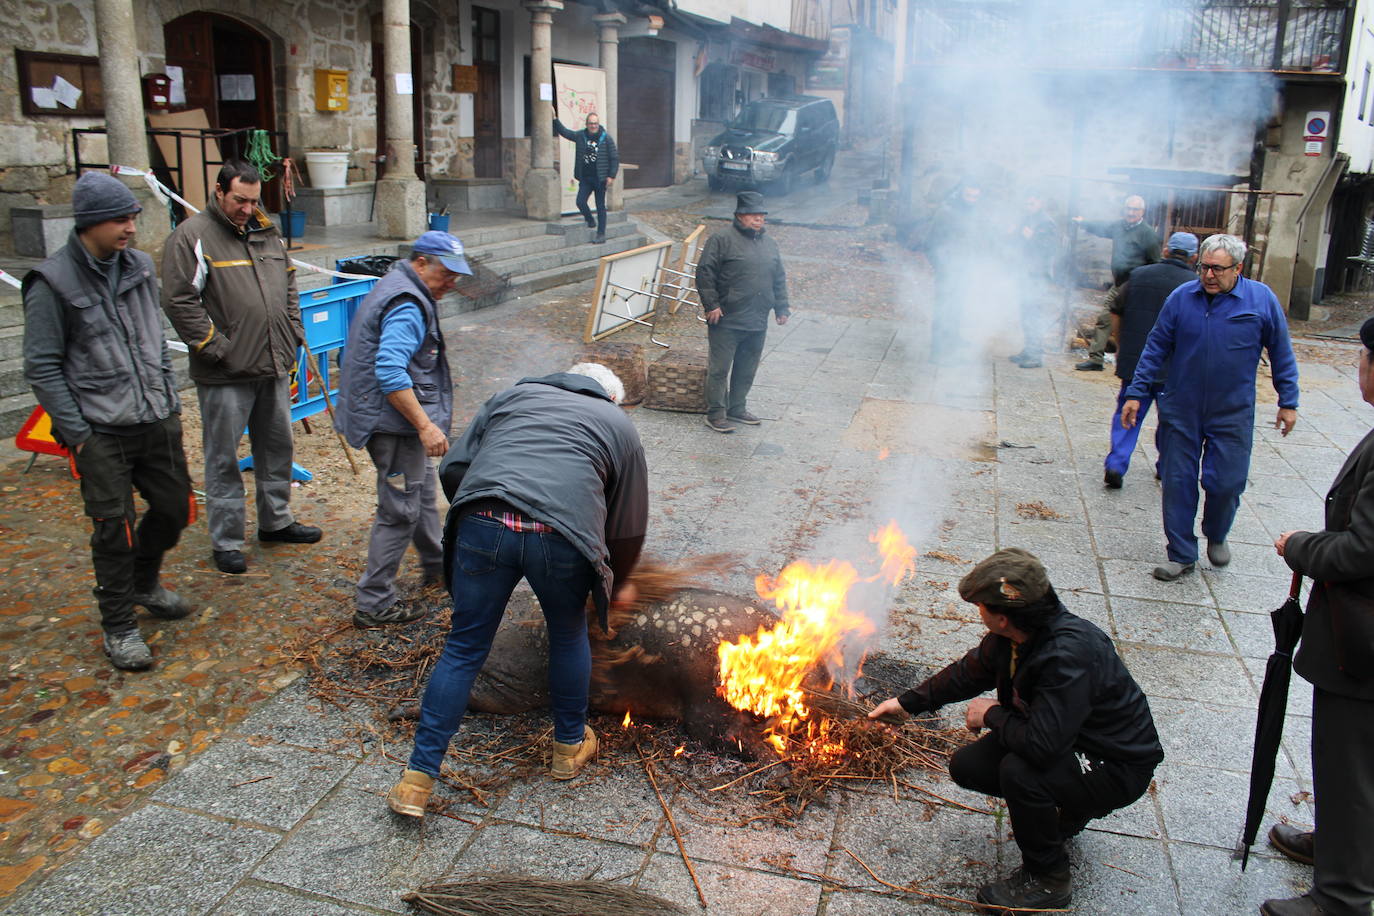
xmin=1197 ymin=262 xmax=1238 ymax=275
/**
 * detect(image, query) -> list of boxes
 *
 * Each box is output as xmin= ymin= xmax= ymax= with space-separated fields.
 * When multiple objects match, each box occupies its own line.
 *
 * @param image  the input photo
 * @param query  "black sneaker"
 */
xmin=1074 ymin=360 xmax=1104 ymax=371
xmin=213 ymin=550 xmax=247 ymax=574
xmin=1104 ymin=469 xmax=1123 ymax=489
xmin=353 ymin=600 xmax=429 ymax=628
xmin=259 ymin=522 xmax=323 ymax=544
xmin=103 ymin=628 xmax=153 ymax=671
xmin=703 ymin=415 xmax=735 ymax=434
xmin=132 ymin=585 xmax=192 ymax=619
xmin=726 ymin=410 xmax=762 ymax=425
xmin=584 ymin=216 xmax=596 ymax=228
xmin=592 ymin=232 xmax=606 ymax=244
xmin=975 ymin=866 xmax=1072 ymax=912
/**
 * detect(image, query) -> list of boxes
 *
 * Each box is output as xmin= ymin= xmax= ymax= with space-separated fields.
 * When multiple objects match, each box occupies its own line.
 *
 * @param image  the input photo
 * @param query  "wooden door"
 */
xmin=618 ymin=38 xmax=675 ymax=188
xmin=371 ymin=19 xmax=426 ymax=179
xmin=164 ymin=12 xmax=216 ymax=122
xmin=472 ymin=6 xmax=502 ymax=178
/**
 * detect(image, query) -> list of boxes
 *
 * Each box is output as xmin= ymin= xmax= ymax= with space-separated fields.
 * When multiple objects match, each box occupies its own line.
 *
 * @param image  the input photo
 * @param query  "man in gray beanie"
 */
xmin=869 ymin=548 xmax=1162 ymax=912
xmin=23 ymin=172 xmax=193 ymax=671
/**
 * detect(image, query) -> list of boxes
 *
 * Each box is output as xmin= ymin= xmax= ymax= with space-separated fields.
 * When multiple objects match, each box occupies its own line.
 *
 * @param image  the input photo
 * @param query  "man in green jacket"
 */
xmin=162 ymin=160 xmax=321 ymax=574
xmin=694 ymin=191 xmax=790 ymax=434
xmin=1072 ymin=195 xmax=1160 ymax=371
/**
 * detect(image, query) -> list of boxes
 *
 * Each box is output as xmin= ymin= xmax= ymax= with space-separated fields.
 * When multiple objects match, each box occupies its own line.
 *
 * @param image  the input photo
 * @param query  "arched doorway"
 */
xmin=163 ymin=12 xmax=280 ymax=208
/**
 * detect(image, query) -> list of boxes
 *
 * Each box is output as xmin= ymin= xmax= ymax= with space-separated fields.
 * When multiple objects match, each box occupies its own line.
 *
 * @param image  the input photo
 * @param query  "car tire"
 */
xmin=816 ymin=151 xmax=835 ymax=183
xmin=707 ymin=174 xmax=725 ymax=192
xmin=768 ymin=168 xmax=794 ymax=197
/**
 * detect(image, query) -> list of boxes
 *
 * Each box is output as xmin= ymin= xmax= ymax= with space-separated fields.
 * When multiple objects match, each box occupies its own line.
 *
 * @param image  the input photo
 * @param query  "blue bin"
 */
xmin=428 ymin=212 xmax=450 ymax=232
xmin=279 ymin=210 xmax=306 ymax=237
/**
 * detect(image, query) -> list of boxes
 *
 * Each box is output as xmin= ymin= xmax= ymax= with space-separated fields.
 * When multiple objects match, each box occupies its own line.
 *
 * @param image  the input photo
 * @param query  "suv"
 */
xmin=701 ymin=96 xmax=839 ymax=195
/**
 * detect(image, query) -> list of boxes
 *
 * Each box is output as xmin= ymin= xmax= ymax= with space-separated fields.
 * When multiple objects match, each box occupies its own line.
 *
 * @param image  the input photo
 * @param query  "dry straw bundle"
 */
xmin=403 ymin=874 xmax=688 ymax=915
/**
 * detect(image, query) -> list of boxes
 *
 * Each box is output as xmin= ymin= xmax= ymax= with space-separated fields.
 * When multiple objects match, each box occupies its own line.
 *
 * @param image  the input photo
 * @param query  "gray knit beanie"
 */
xmin=72 ymin=173 xmax=142 ymax=229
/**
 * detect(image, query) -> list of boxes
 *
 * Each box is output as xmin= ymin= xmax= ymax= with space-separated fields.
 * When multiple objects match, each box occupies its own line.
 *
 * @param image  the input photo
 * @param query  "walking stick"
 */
xmin=303 ymin=348 xmax=360 ymax=476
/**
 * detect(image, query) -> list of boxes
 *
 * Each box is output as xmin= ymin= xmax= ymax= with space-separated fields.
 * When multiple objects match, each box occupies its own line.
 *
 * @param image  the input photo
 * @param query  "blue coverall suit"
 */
xmin=1125 ymin=275 xmax=1299 ymax=565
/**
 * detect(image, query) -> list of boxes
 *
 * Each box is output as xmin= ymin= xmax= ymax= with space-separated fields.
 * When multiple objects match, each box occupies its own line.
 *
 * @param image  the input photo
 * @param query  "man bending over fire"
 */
xmin=869 ymin=548 xmax=1162 ymax=913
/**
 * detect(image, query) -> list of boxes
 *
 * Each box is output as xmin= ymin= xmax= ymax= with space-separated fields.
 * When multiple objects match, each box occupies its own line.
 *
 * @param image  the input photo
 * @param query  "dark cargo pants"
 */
xmin=706 ymin=325 xmax=766 ymax=420
xmin=355 ymin=433 xmax=443 ymax=614
xmin=72 ymin=416 xmax=192 ymax=633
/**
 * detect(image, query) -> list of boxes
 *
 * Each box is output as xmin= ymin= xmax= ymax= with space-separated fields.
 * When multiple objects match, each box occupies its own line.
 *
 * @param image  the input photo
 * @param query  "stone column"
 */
xmin=375 ymin=0 xmax=426 ymax=238
xmin=523 ymin=0 xmax=563 ymax=221
xmin=94 ymin=0 xmax=171 ymax=252
xmin=593 ymin=12 xmax=626 ymax=210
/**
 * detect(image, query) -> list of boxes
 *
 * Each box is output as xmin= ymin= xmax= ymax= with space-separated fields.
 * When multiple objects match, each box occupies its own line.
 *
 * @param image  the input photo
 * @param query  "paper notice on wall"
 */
xmin=51 ymin=76 xmax=82 ymax=109
xmin=30 ymin=86 xmax=58 ymax=109
xmin=395 ymin=73 xmax=413 ymax=95
xmin=539 ymin=82 xmax=553 ymax=101
xmin=166 ymin=65 xmax=186 ymax=106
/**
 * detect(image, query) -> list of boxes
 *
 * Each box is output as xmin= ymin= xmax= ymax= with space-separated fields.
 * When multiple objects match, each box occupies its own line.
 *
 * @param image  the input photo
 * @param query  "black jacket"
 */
xmin=694 ymin=220 xmax=790 ymax=332
xmin=553 ymin=119 xmax=619 ymax=184
xmin=1114 ymin=256 xmax=1195 ymax=384
xmin=1081 ymin=218 xmax=1161 ymax=285
xmin=898 ymin=602 xmax=1164 ymax=768
xmin=1286 ymin=426 xmax=1374 ymax=701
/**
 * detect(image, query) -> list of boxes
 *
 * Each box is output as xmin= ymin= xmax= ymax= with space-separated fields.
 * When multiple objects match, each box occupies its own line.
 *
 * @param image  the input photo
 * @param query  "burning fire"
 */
xmin=622 ymin=710 xmax=633 ymax=729
xmin=716 ymin=521 xmax=916 ymax=756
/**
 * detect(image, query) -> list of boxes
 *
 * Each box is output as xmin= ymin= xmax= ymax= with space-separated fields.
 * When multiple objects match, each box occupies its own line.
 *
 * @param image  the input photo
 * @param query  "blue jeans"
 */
xmin=408 ymin=514 xmax=598 ymax=776
xmin=576 ymin=180 xmax=607 ymax=233
xmin=1105 ymin=380 xmax=1162 ymax=477
xmin=1157 ymin=401 xmax=1253 ymax=565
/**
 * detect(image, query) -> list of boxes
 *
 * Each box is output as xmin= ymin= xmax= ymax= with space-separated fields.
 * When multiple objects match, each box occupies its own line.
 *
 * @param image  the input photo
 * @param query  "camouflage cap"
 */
xmin=958 ymin=548 xmax=1050 ymax=608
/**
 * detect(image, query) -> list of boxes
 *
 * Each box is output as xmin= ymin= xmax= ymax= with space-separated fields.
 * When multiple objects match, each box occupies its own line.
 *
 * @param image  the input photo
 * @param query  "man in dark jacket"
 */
xmin=1073 ymin=195 xmax=1160 ymax=371
xmin=387 ymin=365 xmax=648 ymax=819
xmin=23 ymin=173 xmax=193 ymax=671
xmin=335 ymin=231 xmax=470 ymax=628
xmin=554 ymin=113 xmax=618 ymax=243
xmin=1102 ymin=232 xmax=1198 ymax=488
xmin=694 ymin=190 xmax=790 ymax=433
xmin=1009 ymin=189 xmax=1059 ymax=369
xmin=1267 ymin=315 xmax=1374 ymax=916
xmin=869 ymin=548 xmax=1163 ymax=913
xmin=162 ymin=160 xmax=321 ymax=575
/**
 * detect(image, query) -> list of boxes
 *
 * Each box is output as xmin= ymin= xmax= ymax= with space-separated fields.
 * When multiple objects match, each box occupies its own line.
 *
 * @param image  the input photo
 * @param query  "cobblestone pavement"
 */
xmin=2 ymin=203 xmax=1369 ymax=913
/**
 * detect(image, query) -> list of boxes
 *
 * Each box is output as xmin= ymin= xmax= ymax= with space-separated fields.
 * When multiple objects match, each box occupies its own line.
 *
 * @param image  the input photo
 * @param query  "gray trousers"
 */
xmin=197 ymin=378 xmax=295 ymax=551
xmin=1085 ymin=283 xmax=1125 ymax=363
xmin=356 ymin=433 xmax=443 ymax=613
xmin=706 ymin=325 xmax=766 ymax=419
xmin=1310 ymin=687 xmax=1374 ymax=915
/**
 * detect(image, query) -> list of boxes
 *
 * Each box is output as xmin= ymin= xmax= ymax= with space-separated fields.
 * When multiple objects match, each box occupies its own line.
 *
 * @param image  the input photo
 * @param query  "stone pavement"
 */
xmin=5 ymin=262 xmax=1366 ymax=913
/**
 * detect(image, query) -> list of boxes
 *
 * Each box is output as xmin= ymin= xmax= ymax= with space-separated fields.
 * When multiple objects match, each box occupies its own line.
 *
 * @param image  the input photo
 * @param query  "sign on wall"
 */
xmin=552 ymin=63 xmax=606 ymax=216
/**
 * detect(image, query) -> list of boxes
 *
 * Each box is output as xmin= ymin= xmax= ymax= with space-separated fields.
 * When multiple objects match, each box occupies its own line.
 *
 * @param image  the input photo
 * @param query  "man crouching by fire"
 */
xmin=869 ymin=548 xmax=1162 ymax=913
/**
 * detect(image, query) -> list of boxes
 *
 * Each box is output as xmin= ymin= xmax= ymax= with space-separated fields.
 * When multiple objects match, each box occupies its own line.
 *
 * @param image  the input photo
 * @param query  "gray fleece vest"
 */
xmin=334 ymin=260 xmax=453 ymax=448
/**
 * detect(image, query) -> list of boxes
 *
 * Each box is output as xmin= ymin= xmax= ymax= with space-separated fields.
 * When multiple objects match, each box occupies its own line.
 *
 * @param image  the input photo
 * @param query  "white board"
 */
xmin=552 ymin=63 xmax=606 ymax=216
xmin=585 ymin=241 xmax=673 ymax=342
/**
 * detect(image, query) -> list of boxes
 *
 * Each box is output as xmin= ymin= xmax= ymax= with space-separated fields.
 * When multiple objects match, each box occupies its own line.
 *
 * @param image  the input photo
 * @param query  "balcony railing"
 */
xmin=908 ymin=1 xmax=1349 ymax=73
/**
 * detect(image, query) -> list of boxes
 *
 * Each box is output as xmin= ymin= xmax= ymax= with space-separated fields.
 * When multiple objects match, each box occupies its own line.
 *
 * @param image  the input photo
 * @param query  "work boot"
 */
xmin=1207 ymin=540 xmax=1232 ymax=567
xmin=131 ymin=584 xmax=192 ymax=620
xmin=353 ymin=599 xmax=428 ymax=628
xmin=1074 ymin=360 xmax=1103 ymax=371
xmin=703 ymin=415 xmax=736 ymax=434
xmin=103 ymin=628 xmax=153 ymax=671
xmin=975 ymin=866 xmax=1072 ymax=912
xmin=1152 ymin=560 xmax=1195 ymax=581
xmin=1260 ymin=896 xmax=1326 ymax=916
xmin=213 ymin=550 xmax=247 ymax=574
xmin=550 ymin=725 xmax=598 ymax=780
xmin=1104 ymin=469 xmax=1123 ymax=489
xmin=1268 ymin=823 xmax=1315 ymax=866
xmin=593 ymin=232 xmax=606 ymax=244
xmin=387 ymin=769 xmax=434 ymax=818
xmin=259 ymin=522 xmax=323 ymax=544
xmin=726 ymin=409 xmax=762 ymax=426
xmin=583 ymin=215 xmax=596 ymax=228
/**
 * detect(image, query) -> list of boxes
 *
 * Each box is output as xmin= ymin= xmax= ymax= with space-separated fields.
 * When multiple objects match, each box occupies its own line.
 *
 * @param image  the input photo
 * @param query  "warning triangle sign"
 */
xmin=15 ymin=406 xmax=70 ymax=458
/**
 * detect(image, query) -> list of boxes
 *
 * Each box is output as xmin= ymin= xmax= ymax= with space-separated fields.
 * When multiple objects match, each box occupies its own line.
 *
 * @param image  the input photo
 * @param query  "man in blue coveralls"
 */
xmin=1121 ymin=234 xmax=1299 ymax=581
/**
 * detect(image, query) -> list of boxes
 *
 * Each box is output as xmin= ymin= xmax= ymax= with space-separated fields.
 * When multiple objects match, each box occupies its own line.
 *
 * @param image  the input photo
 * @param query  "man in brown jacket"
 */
xmin=162 ymin=160 xmax=321 ymax=574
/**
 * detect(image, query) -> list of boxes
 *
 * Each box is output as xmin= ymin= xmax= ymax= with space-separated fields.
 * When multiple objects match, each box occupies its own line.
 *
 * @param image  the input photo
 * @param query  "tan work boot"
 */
xmin=550 ymin=725 xmax=598 ymax=780
xmin=387 ymin=769 xmax=434 ymax=817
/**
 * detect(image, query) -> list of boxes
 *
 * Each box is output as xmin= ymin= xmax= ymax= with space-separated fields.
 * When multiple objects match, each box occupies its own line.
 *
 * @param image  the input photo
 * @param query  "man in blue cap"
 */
xmin=1123 ymin=233 xmax=1300 ymax=581
xmin=1102 ymin=231 xmax=1198 ymax=488
xmin=335 ymin=231 xmax=470 ymax=626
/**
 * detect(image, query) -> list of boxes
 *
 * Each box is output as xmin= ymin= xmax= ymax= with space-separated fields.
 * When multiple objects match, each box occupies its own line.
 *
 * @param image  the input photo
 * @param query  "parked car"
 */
xmin=701 ymin=96 xmax=839 ymax=195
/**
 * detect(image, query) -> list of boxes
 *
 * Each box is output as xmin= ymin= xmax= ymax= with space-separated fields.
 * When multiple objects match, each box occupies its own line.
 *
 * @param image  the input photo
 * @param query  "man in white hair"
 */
xmin=386 ymin=364 xmax=648 ymax=818
xmin=1072 ymin=194 xmax=1160 ymax=371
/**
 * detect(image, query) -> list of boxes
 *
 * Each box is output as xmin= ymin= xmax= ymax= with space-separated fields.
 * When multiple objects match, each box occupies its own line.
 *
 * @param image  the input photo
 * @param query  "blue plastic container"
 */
xmin=428 ymin=212 xmax=450 ymax=232
xmin=279 ymin=210 xmax=306 ymax=237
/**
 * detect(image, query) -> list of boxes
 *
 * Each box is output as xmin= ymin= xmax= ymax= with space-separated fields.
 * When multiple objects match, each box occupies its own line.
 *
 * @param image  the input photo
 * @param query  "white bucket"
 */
xmin=305 ymin=151 xmax=349 ymax=189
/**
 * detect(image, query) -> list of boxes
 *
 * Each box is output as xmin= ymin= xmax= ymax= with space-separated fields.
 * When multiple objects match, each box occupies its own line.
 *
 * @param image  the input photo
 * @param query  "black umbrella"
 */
xmin=1239 ymin=570 xmax=1305 ymax=870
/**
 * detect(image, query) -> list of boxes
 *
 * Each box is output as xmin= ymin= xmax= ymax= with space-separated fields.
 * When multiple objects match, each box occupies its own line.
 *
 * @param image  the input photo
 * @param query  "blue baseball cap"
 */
xmin=1166 ymin=231 xmax=1199 ymax=255
xmin=412 ymin=230 xmax=472 ymax=275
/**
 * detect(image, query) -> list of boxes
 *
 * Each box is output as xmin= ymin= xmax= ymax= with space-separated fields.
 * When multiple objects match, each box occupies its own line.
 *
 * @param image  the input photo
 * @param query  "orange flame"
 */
xmin=673 ymin=745 xmax=685 ymax=757
xmin=716 ymin=523 xmax=916 ymax=753
xmin=622 ymin=710 xmax=632 ymax=729
xmin=876 ymin=447 xmax=890 ymax=461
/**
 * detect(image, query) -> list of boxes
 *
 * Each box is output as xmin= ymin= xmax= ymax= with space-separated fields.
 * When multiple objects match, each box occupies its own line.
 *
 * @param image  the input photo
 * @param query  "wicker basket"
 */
xmin=645 ymin=349 xmax=709 ymax=413
xmin=578 ymin=342 xmax=647 ymax=405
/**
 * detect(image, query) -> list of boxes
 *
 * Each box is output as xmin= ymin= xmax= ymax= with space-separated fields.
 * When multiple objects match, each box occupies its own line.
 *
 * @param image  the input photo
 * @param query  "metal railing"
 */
xmin=907 ymin=0 xmax=1350 ymax=73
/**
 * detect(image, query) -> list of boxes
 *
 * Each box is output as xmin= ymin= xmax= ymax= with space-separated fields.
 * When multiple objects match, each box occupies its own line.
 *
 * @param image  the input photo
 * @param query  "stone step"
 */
xmin=482 ymin=232 xmax=647 ymax=280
